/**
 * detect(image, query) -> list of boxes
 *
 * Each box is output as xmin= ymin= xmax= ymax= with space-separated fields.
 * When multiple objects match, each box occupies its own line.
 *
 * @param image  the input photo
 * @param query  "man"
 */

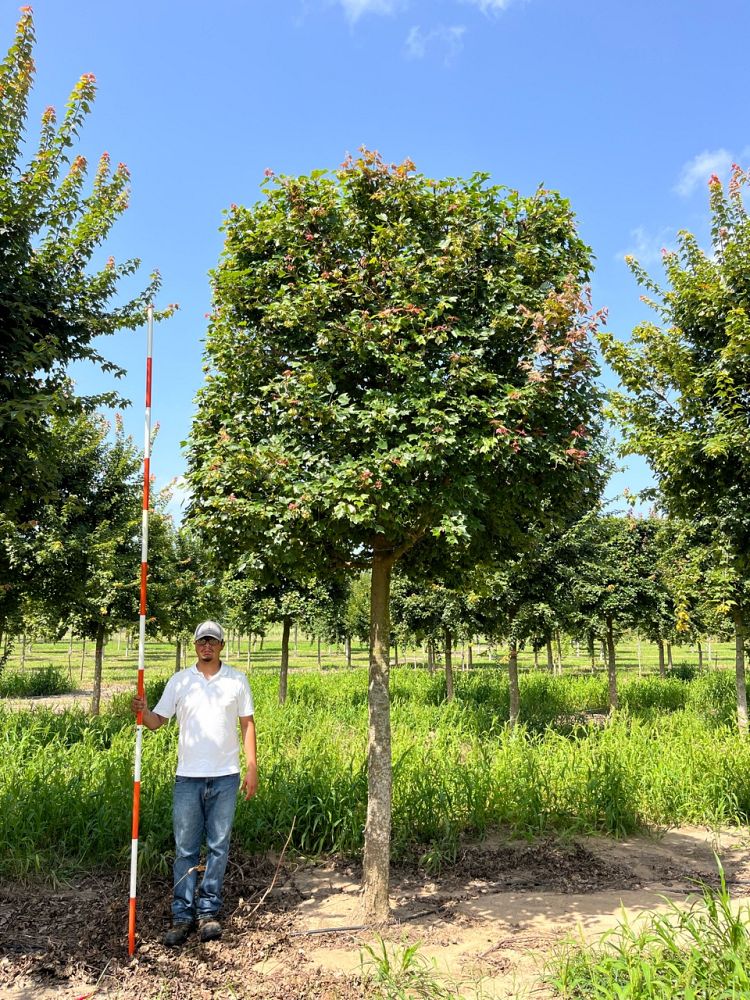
xmin=131 ymin=620 xmax=257 ymax=946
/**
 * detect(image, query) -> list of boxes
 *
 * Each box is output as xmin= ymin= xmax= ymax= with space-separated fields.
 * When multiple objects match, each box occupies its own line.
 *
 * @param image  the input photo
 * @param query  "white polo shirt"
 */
xmin=153 ymin=662 xmax=254 ymax=777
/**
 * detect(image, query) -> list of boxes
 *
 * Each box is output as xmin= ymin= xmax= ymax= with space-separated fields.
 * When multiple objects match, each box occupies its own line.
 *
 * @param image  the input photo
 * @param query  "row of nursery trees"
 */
xmin=3 ymin=9 xmax=750 ymax=923
xmin=2 ymin=473 xmax=737 ymax=714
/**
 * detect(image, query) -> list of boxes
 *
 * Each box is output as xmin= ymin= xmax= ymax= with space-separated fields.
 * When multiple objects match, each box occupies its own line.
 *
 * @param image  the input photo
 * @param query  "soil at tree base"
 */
xmin=2 ymin=829 xmax=749 ymax=999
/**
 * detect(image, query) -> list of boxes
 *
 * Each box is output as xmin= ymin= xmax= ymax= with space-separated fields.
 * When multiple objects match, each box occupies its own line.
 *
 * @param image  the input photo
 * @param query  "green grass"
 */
xmin=0 ymin=666 xmax=748 ymax=879
xmin=360 ymin=936 xmax=477 ymax=998
xmin=551 ymin=863 xmax=750 ymax=998
xmin=0 ymin=663 xmax=73 ymax=698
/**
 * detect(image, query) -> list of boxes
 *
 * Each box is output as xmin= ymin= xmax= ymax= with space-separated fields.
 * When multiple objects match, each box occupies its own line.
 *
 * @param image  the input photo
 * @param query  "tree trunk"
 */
xmin=175 ymin=639 xmax=182 ymax=673
xmin=91 ymin=626 xmax=105 ymax=716
xmin=394 ymin=640 xmax=399 ymax=669
xmin=427 ymin=640 xmax=435 ymax=673
xmin=555 ymin=630 xmax=563 ymax=676
xmin=80 ymin=637 xmax=87 ymax=680
xmin=657 ymin=639 xmax=666 ymax=678
xmin=444 ymin=629 xmax=454 ymax=702
xmin=606 ymin=617 xmax=618 ymax=711
xmin=294 ymin=625 xmax=298 ymax=655
xmin=732 ymin=607 xmax=748 ymax=736
xmin=317 ymin=635 xmax=321 ymax=669
xmin=697 ymin=640 xmax=703 ymax=672
xmin=345 ymin=635 xmax=352 ymax=668
xmin=588 ymin=631 xmax=596 ymax=673
xmin=636 ymin=635 xmax=642 ymax=675
xmin=666 ymin=641 xmax=674 ymax=671
xmin=279 ymin=616 xmax=291 ymax=705
xmin=508 ymin=641 xmax=520 ymax=730
xmin=20 ymin=633 xmax=26 ymax=670
xmin=67 ymin=632 xmax=74 ymax=674
xmin=246 ymin=641 xmax=251 ymax=670
xmin=533 ymin=645 xmax=539 ymax=670
xmin=363 ymin=547 xmax=394 ymax=925
xmin=467 ymin=644 xmax=473 ymax=669
xmin=546 ymin=636 xmax=554 ymax=673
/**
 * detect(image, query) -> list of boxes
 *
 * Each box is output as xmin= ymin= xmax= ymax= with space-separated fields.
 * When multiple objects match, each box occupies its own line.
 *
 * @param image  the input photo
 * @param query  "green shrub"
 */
xmin=619 ymin=676 xmax=688 ymax=713
xmin=668 ymin=662 xmax=697 ymax=682
xmin=0 ymin=664 xmax=73 ymax=698
xmin=686 ymin=669 xmax=737 ymax=726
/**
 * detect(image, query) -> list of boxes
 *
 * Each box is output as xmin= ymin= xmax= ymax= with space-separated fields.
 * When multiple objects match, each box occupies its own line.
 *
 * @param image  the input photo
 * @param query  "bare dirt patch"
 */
xmin=2 ymin=827 xmax=749 ymax=1000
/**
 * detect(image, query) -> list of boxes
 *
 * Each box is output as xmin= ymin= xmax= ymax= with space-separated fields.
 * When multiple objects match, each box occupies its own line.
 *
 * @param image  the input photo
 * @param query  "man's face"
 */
xmin=195 ymin=636 xmax=223 ymax=661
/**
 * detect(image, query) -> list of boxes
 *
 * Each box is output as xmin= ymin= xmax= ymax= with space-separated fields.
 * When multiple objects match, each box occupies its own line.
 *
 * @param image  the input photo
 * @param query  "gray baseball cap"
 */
xmin=194 ymin=620 xmax=225 ymax=642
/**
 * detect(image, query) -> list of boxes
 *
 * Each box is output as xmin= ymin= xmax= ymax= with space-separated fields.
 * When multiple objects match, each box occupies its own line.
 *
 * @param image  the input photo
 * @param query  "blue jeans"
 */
xmin=172 ymin=773 xmax=240 ymax=923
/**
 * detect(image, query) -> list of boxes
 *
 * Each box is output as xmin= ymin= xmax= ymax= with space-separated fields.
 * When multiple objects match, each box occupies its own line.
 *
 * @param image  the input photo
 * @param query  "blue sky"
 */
xmin=15 ymin=0 xmax=750 ymax=516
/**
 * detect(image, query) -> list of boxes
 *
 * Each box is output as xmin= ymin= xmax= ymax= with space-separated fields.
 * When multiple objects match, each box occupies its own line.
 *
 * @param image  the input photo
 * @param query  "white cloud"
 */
xmin=461 ymin=0 xmax=515 ymax=13
xmin=337 ymin=0 xmax=401 ymax=22
xmin=617 ymin=225 xmax=675 ymax=267
xmin=674 ymin=149 xmax=733 ymax=197
xmin=405 ymin=24 xmax=466 ymax=63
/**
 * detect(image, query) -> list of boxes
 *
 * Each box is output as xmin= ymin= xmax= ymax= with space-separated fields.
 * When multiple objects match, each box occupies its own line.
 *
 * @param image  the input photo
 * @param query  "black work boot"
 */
xmin=163 ymin=921 xmax=193 ymax=946
xmin=198 ymin=917 xmax=222 ymax=942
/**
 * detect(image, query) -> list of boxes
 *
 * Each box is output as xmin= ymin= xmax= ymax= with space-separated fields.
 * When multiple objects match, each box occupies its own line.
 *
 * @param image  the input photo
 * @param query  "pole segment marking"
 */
xmin=128 ymin=303 xmax=154 ymax=957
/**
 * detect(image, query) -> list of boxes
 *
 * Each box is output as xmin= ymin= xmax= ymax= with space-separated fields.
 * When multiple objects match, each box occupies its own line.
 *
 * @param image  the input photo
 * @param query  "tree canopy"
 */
xmin=188 ymin=149 xmax=607 ymax=920
xmin=0 ymin=9 xmax=168 ymax=518
xmin=600 ymin=164 xmax=750 ymax=729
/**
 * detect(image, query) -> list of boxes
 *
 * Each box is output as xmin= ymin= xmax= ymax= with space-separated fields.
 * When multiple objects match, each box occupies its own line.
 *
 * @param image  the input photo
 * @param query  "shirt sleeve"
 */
xmin=237 ymin=674 xmax=254 ymax=717
xmin=153 ymin=674 xmax=178 ymax=719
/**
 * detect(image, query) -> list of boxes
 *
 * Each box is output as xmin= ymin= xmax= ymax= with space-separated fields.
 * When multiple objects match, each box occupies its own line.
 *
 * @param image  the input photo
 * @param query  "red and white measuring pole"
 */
xmin=128 ymin=303 xmax=154 ymax=956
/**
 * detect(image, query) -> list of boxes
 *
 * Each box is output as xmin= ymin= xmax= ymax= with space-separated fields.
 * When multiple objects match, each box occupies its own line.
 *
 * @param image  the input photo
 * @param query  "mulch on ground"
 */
xmin=0 ymin=838 xmax=718 ymax=999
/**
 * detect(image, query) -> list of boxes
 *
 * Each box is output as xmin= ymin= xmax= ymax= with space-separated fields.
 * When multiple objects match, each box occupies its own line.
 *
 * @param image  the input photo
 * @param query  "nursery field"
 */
xmin=2 ymin=664 xmax=750 ymax=998
xmin=3 ymin=663 xmax=750 ymax=997
xmin=0 ymin=629 xmax=737 ymax=697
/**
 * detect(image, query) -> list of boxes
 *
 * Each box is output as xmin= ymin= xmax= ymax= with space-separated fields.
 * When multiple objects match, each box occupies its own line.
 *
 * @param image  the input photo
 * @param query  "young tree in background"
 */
xmin=156 ymin=525 xmax=225 ymax=670
xmin=4 ymin=411 xmax=147 ymax=712
xmin=0 ymin=9 xmax=167 ymax=523
xmin=601 ymin=165 xmax=750 ymax=732
xmin=188 ymin=150 xmax=605 ymax=921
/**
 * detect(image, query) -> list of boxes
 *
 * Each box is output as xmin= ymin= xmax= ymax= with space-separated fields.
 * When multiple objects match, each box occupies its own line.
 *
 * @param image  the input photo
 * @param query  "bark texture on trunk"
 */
xmin=394 ymin=641 xmax=399 ymax=669
xmin=91 ymin=625 xmax=105 ymax=716
xmin=555 ymin=630 xmax=563 ymax=676
xmin=733 ymin=607 xmax=749 ymax=737
xmin=667 ymin=641 xmax=674 ymax=670
xmin=546 ymin=636 xmax=554 ymax=673
xmin=606 ymin=617 xmax=618 ymax=710
xmin=444 ymin=630 xmax=454 ymax=702
xmin=697 ymin=640 xmax=703 ymax=671
xmin=508 ymin=642 xmax=520 ymax=729
xmin=467 ymin=644 xmax=473 ymax=669
xmin=345 ymin=635 xmax=352 ymax=668
xmin=427 ymin=640 xmax=435 ymax=673
xmin=657 ymin=639 xmax=666 ymax=678
xmin=363 ymin=548 xmax=394 ymax=925
xmin=588 ymin=631 xmax=595 ymax=673
xmin=175 ymin=640 xmax=182 ymax=673
xmin=279 ymin=616 xmax=291 ymax=705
